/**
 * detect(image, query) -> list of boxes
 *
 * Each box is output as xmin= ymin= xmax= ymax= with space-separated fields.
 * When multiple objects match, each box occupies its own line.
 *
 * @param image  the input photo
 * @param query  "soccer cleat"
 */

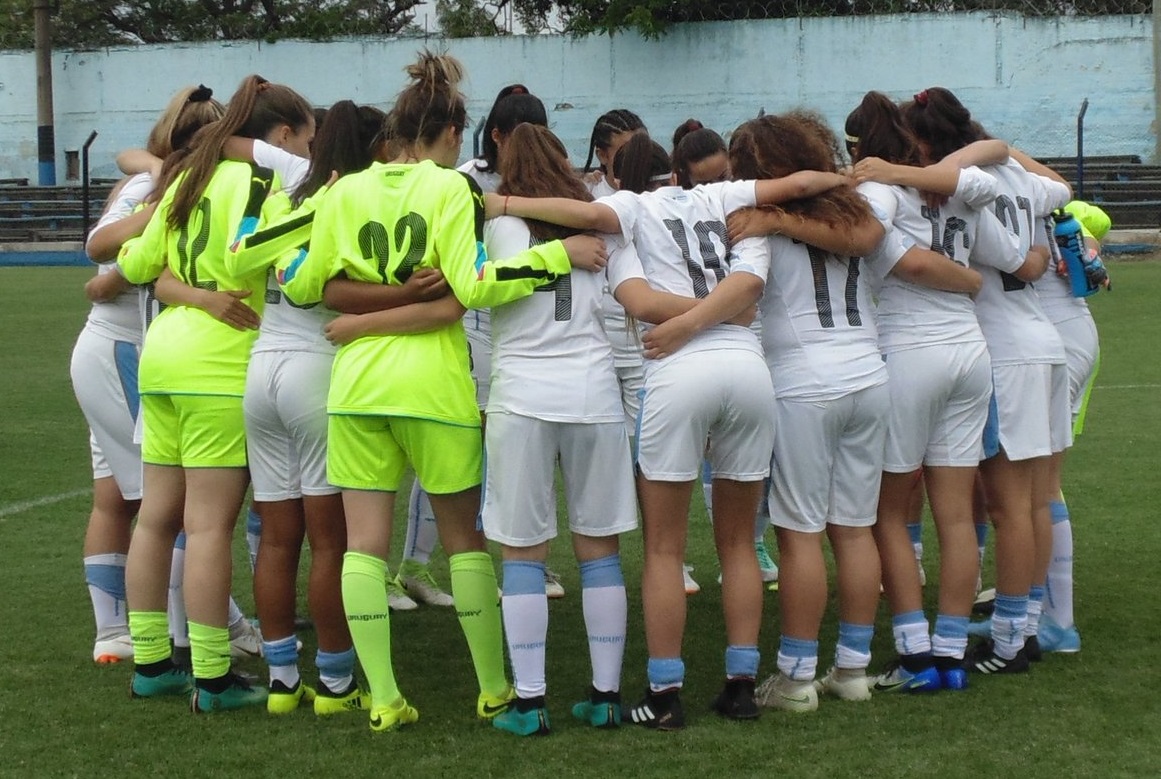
xmin=191 ymin=672 xmax=269 ymax=713
xmin=571 ymin=688 xmax=621 ymax=729
xmin=477 ymin=685 xmax=517 ymax=720
xmin=314 ymin=680 xmax=370 ymax=716
xmin=493 ymin=696 xmax=551 ymax=736
xmin=544 ymin=567 xmax=566 ymax=599
xmin=934 ymin=656 xmax=968 ymax=691
xmin=1023 ymin=635 xmax=1042 ymax=663
xmin=712 ymin=678 xmax=760 ymax=720
xmin=1037 ymin=615 xmax=1081 ymax=654
xmin=967 ymin=639 xmax=1030 ymax=675
xmin=94 ymin=634 xmax=134 ymax=664
xmin=972 ymin=587 xmax=996 ymax=616
xmin=228 ymin=620 xmax=263 ymax=659
xmin=755 ymin=540 xmax=779 ymax=584
xmin=130 ymin=664 xmax=193 ymax=699
xmin=755 ymin=673 xmax=818 ymax=712
xmin=368 ymin=697 xmax=419 ymax=732
xmin=387 ymin=578 xmax=418 ymax=611
xmin=628 ymin=687 xmax=685 ymax=731
xmin=966 ymin=617 xmax=992 ymax=638
xmin=870 ymin=659 xmax=941 ymax=693
xmin=398 ymin=565 xmax=454 ymax=607
xmin=815 ymin=667 xmax=872 ymax=702
xmin=682 ymin=564 xmax=700 ymax=596
xmin=267 ymin=679 xmax=316 ymax=715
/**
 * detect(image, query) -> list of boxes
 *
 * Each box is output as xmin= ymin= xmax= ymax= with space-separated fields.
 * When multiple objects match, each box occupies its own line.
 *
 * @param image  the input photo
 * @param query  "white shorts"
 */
xmin=986 ymin=362 xmax=1070 ymax=462
xmin=481 ymin=413 xmax=638 ymax=547
xmin=466 ymin=326 xmax=491 ymax=411
xmin=1052 ymin=314 xmax=1099 ymax=420
xmin=617 ymin=362 xmax=645 ymax=436
xmin=636 ymin=349 xmax=776 ymax=482
xmin=882 ymin=341 xmax=991 ymax=471
xmin=70 ymin=328 xmax=142 ymax=500
xmin=244 ymin=350 xmax=336 ymax=501
xmin=769 ymin=383 xmax=889 ymax=533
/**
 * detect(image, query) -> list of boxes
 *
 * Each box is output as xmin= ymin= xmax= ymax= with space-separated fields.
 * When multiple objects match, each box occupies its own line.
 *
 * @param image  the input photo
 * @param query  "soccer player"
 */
xmin=846 ymin=91 xmax=1014 ymax=691
xmin=72 ymin=85 xmax=224 ymax=665
xmin=474 ymin=123 xmax=637 ymax=736
xmin=276 ymin=51 xmax=607 ymax=733
xmin=502 ymin=132 xmax=849 ymax=728
xmin=228 ymin=100 xmax=399 ymax=715
xmin=118 ymin=74 xmax=315 ymax=712
xmin=901 ymin=87 xmax=1072 ymax=673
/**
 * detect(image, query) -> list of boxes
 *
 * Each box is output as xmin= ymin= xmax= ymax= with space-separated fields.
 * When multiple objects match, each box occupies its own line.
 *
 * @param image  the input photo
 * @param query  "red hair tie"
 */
xmin=914 ymin=90 xmax=929 ymax=106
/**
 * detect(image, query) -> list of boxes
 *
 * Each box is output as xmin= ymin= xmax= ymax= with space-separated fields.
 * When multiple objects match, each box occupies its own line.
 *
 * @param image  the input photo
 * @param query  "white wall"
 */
xmin=0 ymin=12 xmax=1152 ymax=181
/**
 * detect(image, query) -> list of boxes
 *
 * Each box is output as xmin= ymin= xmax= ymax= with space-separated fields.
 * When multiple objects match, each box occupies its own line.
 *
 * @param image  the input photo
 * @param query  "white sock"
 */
xmin=84 ymin=553 xmax=128 ymax=641
xmin=1025 ymin=587 xmax=1044 ymax=638
xmin=1044 ymin=504 xmax=1075 ymax=629
xmin=167 ymin=541 xmax=188 ymax=647
xmin=890 ymin=612 xmax=932 ymax=657
xmin=404 ymin=482 xmax=438 ymax=566
xmin=269 ymin=664 xmax=300 ymax=688
xmin=227 ymin=597 xmax=247 ymax=631
xmin=582 ymin=585 xmax=627 ymax=693
xmin=502 ymin=593 xmax=549 ymax=699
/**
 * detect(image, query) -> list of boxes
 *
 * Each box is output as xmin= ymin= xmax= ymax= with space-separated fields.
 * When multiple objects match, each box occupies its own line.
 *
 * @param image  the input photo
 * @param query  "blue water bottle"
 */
xmin=1052 ymin=209 xmax=1103 ymax=297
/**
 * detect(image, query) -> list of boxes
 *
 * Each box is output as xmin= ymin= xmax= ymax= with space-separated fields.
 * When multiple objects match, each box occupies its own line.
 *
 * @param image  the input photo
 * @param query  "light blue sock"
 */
xmin=776 ymin=636 xmax=818 ymax=682
xmin=316 ymin=647 xmax=356 ymax=694
xmin=906 ymin=522 xmax=922 ymax=546
xmin=835 ymin=622 xmax=873 ymax=669
xmin=890 ymin=610 xmax=932 ymax=657
xmin=932 ymin=614 xmax=969 ymax=659
xmin=263 ymin=634 xmax=299 ymax=687
xmin=647 ymin=657 xmax=685 ymax=691
xmin=502 ymin=560 xmax=547 ymax=596
xmin=725 ymin=645 xmax=759 ymax=680
xmin=246 ymin=507 xmax=262 ymax=572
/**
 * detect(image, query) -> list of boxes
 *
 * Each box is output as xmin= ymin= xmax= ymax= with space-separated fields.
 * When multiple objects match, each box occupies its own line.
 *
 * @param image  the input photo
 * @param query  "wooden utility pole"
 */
xmin=33 ymin=0 xmax=55 ymax=184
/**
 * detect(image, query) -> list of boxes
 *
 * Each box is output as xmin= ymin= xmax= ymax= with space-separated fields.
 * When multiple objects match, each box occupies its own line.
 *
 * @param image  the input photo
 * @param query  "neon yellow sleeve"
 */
xmin=116 ymin=191 xmax=172 ymax=285
xmin=278 ymin=190 xmax=339 ymax=307
xmin=439 ymin=173 xmax=571 ymax=310
xmin=230 ymin=188 xmax=326 ymax=278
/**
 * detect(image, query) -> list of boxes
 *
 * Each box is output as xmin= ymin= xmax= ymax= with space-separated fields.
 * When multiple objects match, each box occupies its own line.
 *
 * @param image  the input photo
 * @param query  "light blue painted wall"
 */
xmin=0 ymin=13 xmax=1152 ymax=181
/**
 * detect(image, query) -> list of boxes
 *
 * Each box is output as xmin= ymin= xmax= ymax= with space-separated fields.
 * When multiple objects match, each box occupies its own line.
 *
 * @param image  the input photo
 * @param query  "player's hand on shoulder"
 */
xmin=561 ymin=234 xmax=608 ymax=272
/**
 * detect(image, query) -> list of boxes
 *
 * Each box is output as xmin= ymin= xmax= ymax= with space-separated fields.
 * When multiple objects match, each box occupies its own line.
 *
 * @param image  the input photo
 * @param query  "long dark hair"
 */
xmin=844 ymin=91 xmax=923 ymax=166
xmin=584 ymin=108 xmax=646 ymax=173
xmin=478 ymin=85 xmax=547 ymax=173
xmin=293 ymin=100 xmax=385 ymax=206
xmin=730 ymin=112 xmax=871 ymax=229
xmin=167 ymin=74 xmax=313 ymax=229
xmin=901 ymin=86 xmax=989 ymax=162
xmin=612 ymin=133 xmax=671 ymax=195
xmin=498 ymin=123 xmax=592 ymax=242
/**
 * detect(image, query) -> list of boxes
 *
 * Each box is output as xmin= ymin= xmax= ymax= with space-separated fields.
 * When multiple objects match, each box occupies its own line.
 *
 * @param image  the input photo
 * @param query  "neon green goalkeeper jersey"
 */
xmin=280 ymin=159 xmax=571 ymax=426
xmin=117 ymin=161 xmax=276 ymax=395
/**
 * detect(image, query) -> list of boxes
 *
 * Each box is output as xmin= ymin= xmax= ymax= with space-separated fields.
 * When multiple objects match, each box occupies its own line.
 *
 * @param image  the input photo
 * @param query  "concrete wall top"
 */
xmin=0 ymin=13 xmax=1151 ymax=181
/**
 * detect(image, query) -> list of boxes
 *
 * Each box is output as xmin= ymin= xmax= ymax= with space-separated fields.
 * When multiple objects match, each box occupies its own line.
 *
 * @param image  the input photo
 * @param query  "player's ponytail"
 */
xmin=392 ymin=50 xmax=467 ymax=152
xmin=167 ymin=74 xmax=313 ymax=229
xmin=901 ymin=86 xmax=989 ymax=163
xmin=292 ymin=101 xmax=385 ymax=206
xmin=844 ymin=91 xmax=923 ymax=167
xmin=614 ymin=133 xmax=670 ymax=194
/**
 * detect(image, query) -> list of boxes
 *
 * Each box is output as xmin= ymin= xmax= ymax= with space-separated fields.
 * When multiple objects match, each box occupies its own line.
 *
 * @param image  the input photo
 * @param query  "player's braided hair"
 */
xmin=389 ymin=50 xmax=467 ymax=153
xmin=844 ymin=91 xmax=924 ymax=167
xmin=730 ymin=112 xmax=871 ymax=230
xmin=584 ymin=108 xmax=646 ymax=173
xmin=901 ymin=86 xmax=989 ymax=163
xmin=497 ymin=123 xmax=592 ymax=242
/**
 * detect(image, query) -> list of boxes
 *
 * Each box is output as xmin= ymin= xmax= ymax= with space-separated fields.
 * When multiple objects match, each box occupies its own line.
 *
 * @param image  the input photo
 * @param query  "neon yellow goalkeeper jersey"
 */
xmin=280 ymin=159 xmax=571 ymax=426
xmin=117 ymin=161 xmax=276 ymax=396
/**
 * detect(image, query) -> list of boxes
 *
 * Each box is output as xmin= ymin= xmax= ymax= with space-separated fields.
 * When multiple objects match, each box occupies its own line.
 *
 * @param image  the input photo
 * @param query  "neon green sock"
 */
xmin=449 ymin=551 xmax=508 ymax=697
xmin=128 ymin=611 xmax=171 ymax=666
xmin=342 ymin=551 xmax=400 ymax=708
xmin=188 ymin=621 xmax=231 ymax=681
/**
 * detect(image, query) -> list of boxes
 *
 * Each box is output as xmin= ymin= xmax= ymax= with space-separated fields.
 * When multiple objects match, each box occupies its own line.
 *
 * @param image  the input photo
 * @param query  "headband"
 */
xmin=844 ymin=133 xmax=859 ymax=145
xmin=649 ymin=172 xmax=671 ymax=183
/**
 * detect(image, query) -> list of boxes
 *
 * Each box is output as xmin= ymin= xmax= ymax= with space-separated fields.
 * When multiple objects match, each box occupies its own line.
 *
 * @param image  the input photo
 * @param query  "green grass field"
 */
xmin=1 ymin=263 xmax=1159 ymax=778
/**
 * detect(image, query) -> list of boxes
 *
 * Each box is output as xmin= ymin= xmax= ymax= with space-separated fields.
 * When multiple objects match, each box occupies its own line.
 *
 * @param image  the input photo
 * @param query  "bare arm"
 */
xmin=613 ymin=278 xmax=700 ymax=324
xmin=116 ymin=149 xmax=163 ymax=180
xmin=727 ymin=206 xmax=884 ymax=257
xmin=640 ymin=272 xmax=765 ymax=358
xmin=890 ymin=247 xmax=983 ymax=295
xmin=324 ymin=296 xmax=468 ymax=345
xmin=84 ymin=270 xmax=133 ymax=302
xmin=753 ymin=171 xmax=850 ymax=206
xmin=941 ymin=139 xmax=1010 ymax=169
xmin=853 ymin=158 xmax=964 ymax=195
xmin=1009 ymin=146 xmax=1073 ymax=199
xmin=491 ymin=193 xmax=622 ymax=234
xmin=154 ymin=267 xmax=261 ymax=331
xmin=322 ymin=269 xmax=449 ymax=315
xmin=1012 ymin=245 xmax=1050 ymax=283
xmin=86 ymin=203 xmax=158 ymax=262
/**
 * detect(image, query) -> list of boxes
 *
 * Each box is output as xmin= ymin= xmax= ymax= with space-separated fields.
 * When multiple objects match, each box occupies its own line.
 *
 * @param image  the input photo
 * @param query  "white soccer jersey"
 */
xmin=745 ymin=235 xmax=887 ymax=400
xmin=253 ymin=140 xmax=309 ymax=193
xmin=971 ymin=161 xmax=1070 ymax=366
xmin=485 ymin=215 xmax=622 ymax=423
xmin=858 ymin=168 xmax=1013 ymax=353
xmin=587 ymin=176 xmax=643 ymax=368
xmin=457 ymin=160 xmax=497 ymax=343
xmin=1034 ymin=216 xmax=1092 ymax=324
xmin=84 ymin=173 xmax=153 ymax=344
xmin=602 ymin=181 xmax=763 ymax=361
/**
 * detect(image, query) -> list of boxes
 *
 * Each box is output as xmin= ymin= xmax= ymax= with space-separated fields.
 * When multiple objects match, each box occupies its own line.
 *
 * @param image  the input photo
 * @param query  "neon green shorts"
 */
xmin=327 ymin=414 xmax=482 ymax=494
xmin=141 ymin=394 xmax=247 ymax=468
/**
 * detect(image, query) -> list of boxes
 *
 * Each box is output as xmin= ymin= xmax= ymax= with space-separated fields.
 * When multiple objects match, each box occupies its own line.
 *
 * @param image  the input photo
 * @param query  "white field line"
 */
xmin=0 ymin=488 xmax=88 ymax=519
xmin=1093 ymin=384 xmax=1161 ymax=390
